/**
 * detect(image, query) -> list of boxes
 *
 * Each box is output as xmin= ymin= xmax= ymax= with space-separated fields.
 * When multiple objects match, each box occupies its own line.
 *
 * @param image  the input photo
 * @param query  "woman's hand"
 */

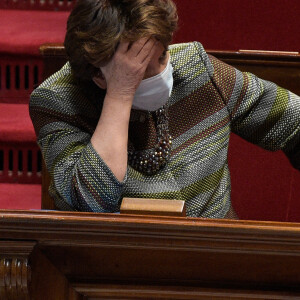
xmin=94 ymin=38 xmax=157 ymax=102
xmin=91 ymin=38 xmax=157 ymax=181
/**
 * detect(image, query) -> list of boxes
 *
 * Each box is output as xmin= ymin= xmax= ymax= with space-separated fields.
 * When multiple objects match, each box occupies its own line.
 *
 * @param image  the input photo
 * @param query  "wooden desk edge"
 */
xmin=1 ymin=209 xmax=300 ymax=234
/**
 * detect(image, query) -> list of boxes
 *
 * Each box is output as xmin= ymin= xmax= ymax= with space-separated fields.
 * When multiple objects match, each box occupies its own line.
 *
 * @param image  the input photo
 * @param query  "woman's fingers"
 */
xmin=137 ymin=39 xmax=157 ymax=63
xmin=141 ymin=40 xmax=158 ymax=65
xmin=128 ymin=37 xmax=149 ymax=57
xmin=116 ymin=37 xmax=157 ymax=66
xmin=97 ymin=37 xmax=159 ymax=99
xmin=117 ymin=40 xmax=130 ymax=54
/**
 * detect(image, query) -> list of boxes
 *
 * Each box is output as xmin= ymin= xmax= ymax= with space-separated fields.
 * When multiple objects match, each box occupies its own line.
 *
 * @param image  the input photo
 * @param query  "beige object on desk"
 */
xmin=121 ymin=197 xmax=186 ymax=217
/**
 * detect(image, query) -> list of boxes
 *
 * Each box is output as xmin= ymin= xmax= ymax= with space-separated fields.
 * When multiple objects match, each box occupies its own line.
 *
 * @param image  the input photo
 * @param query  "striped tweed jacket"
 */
xmin=30 ymin=42 xmax=300 ymax=218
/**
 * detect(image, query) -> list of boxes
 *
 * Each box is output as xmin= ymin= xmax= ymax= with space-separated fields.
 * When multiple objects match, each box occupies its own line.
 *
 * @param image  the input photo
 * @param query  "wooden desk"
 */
xmin=1 ymin=210 xmax=300 ymax=299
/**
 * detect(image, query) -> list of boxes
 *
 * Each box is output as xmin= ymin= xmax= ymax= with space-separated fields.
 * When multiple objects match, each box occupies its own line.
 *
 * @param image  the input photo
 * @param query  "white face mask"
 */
xmin=132 ymin=57 xmax=173 ymax=111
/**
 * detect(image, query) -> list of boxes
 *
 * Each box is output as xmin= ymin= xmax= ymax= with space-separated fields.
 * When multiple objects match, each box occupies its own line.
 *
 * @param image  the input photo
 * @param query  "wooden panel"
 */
xmin=1 ymin=210 xmax=300 ymax=298
xmin=0 ymin=241 xmax=36 ymax=300
xmin=41 ymin=158 xmax=55 ymax=210
xmin=40 ymin=44 xmax=67 ymax=79
xmin=75 ymin=283 xmax=300 ymax=299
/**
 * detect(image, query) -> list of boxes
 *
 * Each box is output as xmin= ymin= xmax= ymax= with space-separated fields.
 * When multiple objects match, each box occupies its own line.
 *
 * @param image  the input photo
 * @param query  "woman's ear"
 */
xmin=92 ymin=69 xmax=107 ymax=89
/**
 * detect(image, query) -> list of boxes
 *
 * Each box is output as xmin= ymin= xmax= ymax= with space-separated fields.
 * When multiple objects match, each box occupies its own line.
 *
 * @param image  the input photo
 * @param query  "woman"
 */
xmin=30 ymin=0 xmax=300 ymax=218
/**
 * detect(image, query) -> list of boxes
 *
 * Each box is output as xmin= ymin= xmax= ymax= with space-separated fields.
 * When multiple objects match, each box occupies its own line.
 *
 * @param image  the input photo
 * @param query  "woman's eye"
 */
xmin=159 ymin=51 xmax=167 ymax=62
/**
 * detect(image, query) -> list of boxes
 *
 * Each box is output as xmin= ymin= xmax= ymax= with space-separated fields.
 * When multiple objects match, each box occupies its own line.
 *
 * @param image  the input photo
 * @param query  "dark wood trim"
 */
xmin=1 ymin=211 xmax=300 ymax=298
xmin=39 ymin=43 xmax=300 ymax=62
xmin=0 ymin=241 xmax=36 ymax=300
xmin=29 ymin=247 xmax=82 ymax=300
xmin=39 ymin=43 xmax=66 ymax=57
xmin=41 ymin=159 xmax=55 ymax=210
xmin=208 ymin=49 xmax=300 ymax=62
xmin=74 ymin=283 xmax=300 ymax=299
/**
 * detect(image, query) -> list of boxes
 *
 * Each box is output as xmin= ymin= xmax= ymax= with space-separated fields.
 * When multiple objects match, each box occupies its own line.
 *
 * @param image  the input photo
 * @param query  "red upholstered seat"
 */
xmin=0 ymin=3 xmax=70 ymax=209
xmin=0 ymin=103 xmax=41 ymax=185
xmin=0 ymin=183 xmax=41 ymax=209
xmin=0 ymin=8 xmax=69 ymax=209
xmin=0 ymin=9 xmax=69 ymax=56
xmin=0 ymin=9 xmax=69 ymax=105
xmin=0 ymin=103 xmax=36 ymax=143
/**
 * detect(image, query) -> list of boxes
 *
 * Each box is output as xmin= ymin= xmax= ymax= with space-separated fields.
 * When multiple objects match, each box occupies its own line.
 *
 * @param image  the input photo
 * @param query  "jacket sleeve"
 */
xmin=202 ymin=47 xmax=300 ymax=171
xmin=30 ymin=86 xmax=127 ymax=212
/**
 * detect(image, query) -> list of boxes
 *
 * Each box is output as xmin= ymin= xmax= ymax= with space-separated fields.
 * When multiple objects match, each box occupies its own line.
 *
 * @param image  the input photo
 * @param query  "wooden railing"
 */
xmin=1 ymin=210 xmax=300 ymax=299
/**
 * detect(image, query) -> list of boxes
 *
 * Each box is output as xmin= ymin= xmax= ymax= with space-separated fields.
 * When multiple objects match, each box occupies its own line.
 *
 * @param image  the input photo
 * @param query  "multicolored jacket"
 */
xmin=30 ymin=42 xmax=300 ymax=218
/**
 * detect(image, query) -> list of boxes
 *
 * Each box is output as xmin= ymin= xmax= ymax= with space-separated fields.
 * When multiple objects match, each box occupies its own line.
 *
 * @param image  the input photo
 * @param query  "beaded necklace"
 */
xmin=128 ymin=105 xmax=172 ymax=175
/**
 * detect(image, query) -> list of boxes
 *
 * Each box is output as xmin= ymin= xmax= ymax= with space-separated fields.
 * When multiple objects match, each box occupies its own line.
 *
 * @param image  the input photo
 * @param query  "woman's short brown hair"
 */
xmin=64 ymin=0 xmax=178 ymax=81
